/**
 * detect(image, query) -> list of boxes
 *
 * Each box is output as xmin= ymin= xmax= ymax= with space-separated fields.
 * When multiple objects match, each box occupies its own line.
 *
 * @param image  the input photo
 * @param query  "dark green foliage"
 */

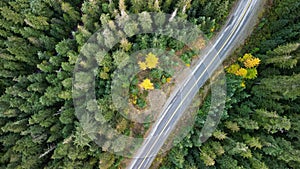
xmin=159 ymin=0 xmax=300 ymax=168
xmin=243 ymin=0 xmax=300 ymax=54
xmin=1 ymin=0 xmax=298 ymax=169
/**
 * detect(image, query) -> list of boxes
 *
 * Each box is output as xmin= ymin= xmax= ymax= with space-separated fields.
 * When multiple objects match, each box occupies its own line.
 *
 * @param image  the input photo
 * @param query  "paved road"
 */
xmin=128 ymin=0 xmax=261 ymax=168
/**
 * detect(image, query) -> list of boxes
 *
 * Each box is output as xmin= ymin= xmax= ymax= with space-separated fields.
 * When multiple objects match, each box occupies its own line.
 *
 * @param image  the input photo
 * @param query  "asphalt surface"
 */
xmin=128 ymin=0 xmax=261 ymax=168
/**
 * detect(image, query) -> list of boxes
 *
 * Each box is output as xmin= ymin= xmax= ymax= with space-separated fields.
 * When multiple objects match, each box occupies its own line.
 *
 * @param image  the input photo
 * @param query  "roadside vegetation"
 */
xmin=0 ymin=0 xmax=299 ymax=169
xmin=158 ymin=0 xmax=300 ymax=168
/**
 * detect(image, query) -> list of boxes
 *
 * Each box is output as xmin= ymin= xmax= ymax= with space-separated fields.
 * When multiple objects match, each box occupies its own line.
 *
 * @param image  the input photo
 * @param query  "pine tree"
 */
xmin=265 ymin=43 xmax=300 ymax=69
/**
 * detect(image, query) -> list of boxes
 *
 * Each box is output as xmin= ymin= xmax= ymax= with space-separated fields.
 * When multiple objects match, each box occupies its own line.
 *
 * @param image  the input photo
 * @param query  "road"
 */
xmin=128 ymin=0 xmax=262 ymax=168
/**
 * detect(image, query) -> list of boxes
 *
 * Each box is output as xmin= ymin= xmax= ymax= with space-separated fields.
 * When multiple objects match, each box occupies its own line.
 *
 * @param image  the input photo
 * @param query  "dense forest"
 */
xmin=0 ymin=0 xmax=299 ymax=169
xmin=159 ymin=0 xmax=300 ymax=168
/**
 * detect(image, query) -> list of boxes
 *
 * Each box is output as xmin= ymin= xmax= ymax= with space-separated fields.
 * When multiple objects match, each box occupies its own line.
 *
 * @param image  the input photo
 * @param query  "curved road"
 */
xmin=128 ymin=0 xmax=262 ymax=168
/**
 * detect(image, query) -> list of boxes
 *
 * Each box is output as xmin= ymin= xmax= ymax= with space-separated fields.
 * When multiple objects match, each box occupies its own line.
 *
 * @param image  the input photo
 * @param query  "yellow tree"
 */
xmin=235 ymin=68 xmax=247 ymax=77
xmin=139 ymin=78 xmax=154 ymax=90
xmin=244 ymin=58 xmax=260 ymax=68
xmin=138 ymin=52 xmax=159 ymax=70
xmin=145 ymin=52 xmax=159 ymax=69
xmin=138 ymin=61 xmax=147 ymax=70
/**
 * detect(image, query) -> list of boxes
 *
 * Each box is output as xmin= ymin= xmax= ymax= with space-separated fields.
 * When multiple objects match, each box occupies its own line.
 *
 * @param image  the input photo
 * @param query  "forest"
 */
xmin=0 ymin=0 xmax=299 ymax=169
